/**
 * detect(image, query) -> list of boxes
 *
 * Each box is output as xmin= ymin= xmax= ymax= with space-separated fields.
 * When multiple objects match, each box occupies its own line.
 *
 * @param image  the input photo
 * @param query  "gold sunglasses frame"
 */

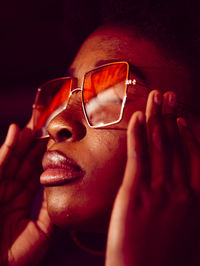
xmin=32 ymin=61 xmax=137 ymax=138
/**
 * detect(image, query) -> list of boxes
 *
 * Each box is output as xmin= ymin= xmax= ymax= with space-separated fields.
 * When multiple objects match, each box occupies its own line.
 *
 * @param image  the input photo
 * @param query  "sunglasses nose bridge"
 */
xmin=69 ymin=87 xmax=82 ymax=97
xmin=65 ymin=87 xmax=82 ymax=108
xmin=65 ymin=87 xmax=83 ymax=112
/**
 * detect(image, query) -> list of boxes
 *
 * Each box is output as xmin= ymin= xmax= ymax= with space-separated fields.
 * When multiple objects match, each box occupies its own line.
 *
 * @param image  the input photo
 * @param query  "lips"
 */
xmin=40 ymin=150 xmax=85 ymax=185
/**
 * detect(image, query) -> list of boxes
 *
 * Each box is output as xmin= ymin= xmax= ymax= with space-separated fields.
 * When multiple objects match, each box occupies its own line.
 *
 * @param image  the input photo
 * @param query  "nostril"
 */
xmin=57 ymin=128 xmax=72 ymax=141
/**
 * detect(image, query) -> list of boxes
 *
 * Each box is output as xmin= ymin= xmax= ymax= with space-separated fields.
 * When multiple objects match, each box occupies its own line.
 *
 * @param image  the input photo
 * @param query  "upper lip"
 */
xmin=42 ymin=150 xmax=83 ymax=172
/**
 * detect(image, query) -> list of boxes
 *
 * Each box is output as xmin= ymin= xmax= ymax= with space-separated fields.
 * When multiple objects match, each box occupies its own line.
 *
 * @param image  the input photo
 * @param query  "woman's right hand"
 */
xmin=0 ymin=123 xmax=53 ymax=265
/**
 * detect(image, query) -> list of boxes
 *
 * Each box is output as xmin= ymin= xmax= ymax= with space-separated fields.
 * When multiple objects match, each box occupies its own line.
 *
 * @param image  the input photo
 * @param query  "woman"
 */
xmin=1 ymin=13 xmax=200 ymax=266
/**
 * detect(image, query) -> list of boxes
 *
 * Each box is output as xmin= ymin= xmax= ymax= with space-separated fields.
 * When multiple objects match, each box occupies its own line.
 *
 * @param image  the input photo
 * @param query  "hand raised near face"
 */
xmin=106 ymin=90 xmax=200 ymax=266
xmin=0 ymin=119 xmax=53 ymax=265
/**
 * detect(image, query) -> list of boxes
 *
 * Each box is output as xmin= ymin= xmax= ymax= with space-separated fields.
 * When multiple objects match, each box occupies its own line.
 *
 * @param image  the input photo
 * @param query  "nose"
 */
xmin=47 ymin=91 xmax=87 ymax=142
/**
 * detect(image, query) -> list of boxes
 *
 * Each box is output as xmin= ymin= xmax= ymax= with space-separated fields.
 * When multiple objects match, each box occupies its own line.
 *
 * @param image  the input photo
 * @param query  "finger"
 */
xmin=1 ymin=139 xmax=47 ymax=204
xmin=3 ymin=126 xmax=39 ymax=180
xmin=162 ymin=91 xmax=177 ymax=138
xmin=0 ymin=124 xmax=20 ymax=167
xmin=178 ymin=118 xmax=200 ymax=195
xmin=145 ymin=90 xmax=167 ymax=186
xmin=5 ymin=138 xmax=47 ymax=183
xmin=15 ymin=139 xmax=46 ymax=182
xmin=162 ymin=92 xmax=188 ymax=187
xmin=26 ymin=115 xmax=34 ymax=130
xmin=106 ymin=112 xmax=147 ymax=265
xmin=1 ymin=169 xmax=41 ymax=207
xmin=37 ymin=190 xmax=53 ymax=236
xmin=14 ymin=126 xmax=35 ymax=157
xmin=123 ymin=111 xmax=148 ymax=196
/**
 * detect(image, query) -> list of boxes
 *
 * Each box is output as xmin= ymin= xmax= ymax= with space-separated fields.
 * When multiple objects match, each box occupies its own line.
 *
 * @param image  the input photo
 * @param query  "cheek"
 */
xmin=87 ymin=131 xmax=127 ymax=194
xmin=81 ymin=131 xmax=128 ymax=222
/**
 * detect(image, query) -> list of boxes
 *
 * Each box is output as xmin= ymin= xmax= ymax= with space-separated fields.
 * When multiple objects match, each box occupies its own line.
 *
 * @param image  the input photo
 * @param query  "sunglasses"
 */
xmin=32 ymin=61 xmax=193 ymax=138
xmin=32 ymin=61 xmax=144 ymax=138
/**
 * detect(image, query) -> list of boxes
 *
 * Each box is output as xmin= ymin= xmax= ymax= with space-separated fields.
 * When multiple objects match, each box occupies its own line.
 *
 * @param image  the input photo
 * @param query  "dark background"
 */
xmin=0 ymin=0 xmax=102 ymax=141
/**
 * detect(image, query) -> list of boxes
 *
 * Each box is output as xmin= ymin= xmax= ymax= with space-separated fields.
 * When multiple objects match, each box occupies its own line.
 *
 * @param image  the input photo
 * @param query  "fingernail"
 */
xmin=154 ymin=92 xmax=162 ymax=105
xmin=137 ymin=112 xmax=145 ymax=124
xmin=168 ymin=93 xmax=176 ymax=107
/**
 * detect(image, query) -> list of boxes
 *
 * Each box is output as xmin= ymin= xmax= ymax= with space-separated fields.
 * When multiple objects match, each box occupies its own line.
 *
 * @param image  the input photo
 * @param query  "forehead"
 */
xmin=70 ymin=25 xmax=192 ymax=102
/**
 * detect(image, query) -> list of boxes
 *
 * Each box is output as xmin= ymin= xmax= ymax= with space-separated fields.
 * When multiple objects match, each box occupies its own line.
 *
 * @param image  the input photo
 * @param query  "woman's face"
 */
xmin=42 ymin=25 xmax=192 ymax=232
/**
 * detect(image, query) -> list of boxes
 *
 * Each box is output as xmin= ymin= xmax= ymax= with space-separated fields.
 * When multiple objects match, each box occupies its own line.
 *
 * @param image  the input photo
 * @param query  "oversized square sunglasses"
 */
xmin=32 ymin=61 xmax=191 ymax=138
xmin=32 ymin=61 xmax=146 ymax=138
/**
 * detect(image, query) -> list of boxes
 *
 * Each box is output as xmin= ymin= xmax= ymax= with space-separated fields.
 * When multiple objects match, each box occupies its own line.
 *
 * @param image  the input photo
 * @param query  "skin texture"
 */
xmin=44 ymin=25 xmax=194 ymax=232
xmin=0 ymin=24 xmax=200 ymax=266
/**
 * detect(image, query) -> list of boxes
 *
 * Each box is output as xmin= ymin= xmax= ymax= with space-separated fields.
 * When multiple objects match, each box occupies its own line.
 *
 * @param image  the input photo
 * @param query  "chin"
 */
xmin=47 ymin=206 xmax=110 ymax=233
xmin=45 ymin=187 xmax=111 ymax=233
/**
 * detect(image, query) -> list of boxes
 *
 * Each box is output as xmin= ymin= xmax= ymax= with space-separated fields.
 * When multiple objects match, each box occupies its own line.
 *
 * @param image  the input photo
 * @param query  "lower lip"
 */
xmin=40 ymin=168 xmax=85 ymax=185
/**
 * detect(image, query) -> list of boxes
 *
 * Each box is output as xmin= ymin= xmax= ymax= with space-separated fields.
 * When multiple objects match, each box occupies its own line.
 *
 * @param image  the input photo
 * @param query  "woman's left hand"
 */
xmin=106 ymin=90 xmax=200 ymax=266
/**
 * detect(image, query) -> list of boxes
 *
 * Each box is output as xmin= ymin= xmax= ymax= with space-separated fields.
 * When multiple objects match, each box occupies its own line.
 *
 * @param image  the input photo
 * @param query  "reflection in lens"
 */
xmin=33 ymin=78 xmax=72 ymax=137
xmin=85 ymin=82 xmax=124 ymax=126
xmin=83 ymin=63 xmax=128 ymax=127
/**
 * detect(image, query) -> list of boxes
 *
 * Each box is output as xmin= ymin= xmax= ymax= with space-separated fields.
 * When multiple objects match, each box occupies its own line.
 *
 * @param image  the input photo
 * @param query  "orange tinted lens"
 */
xmin=83 ymin=63 xmax=128 ymax=103
xmin=83 ymin=63 xmax=128 ymax=126
xmin=33 ymin=78 xmax=73 ymax=137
